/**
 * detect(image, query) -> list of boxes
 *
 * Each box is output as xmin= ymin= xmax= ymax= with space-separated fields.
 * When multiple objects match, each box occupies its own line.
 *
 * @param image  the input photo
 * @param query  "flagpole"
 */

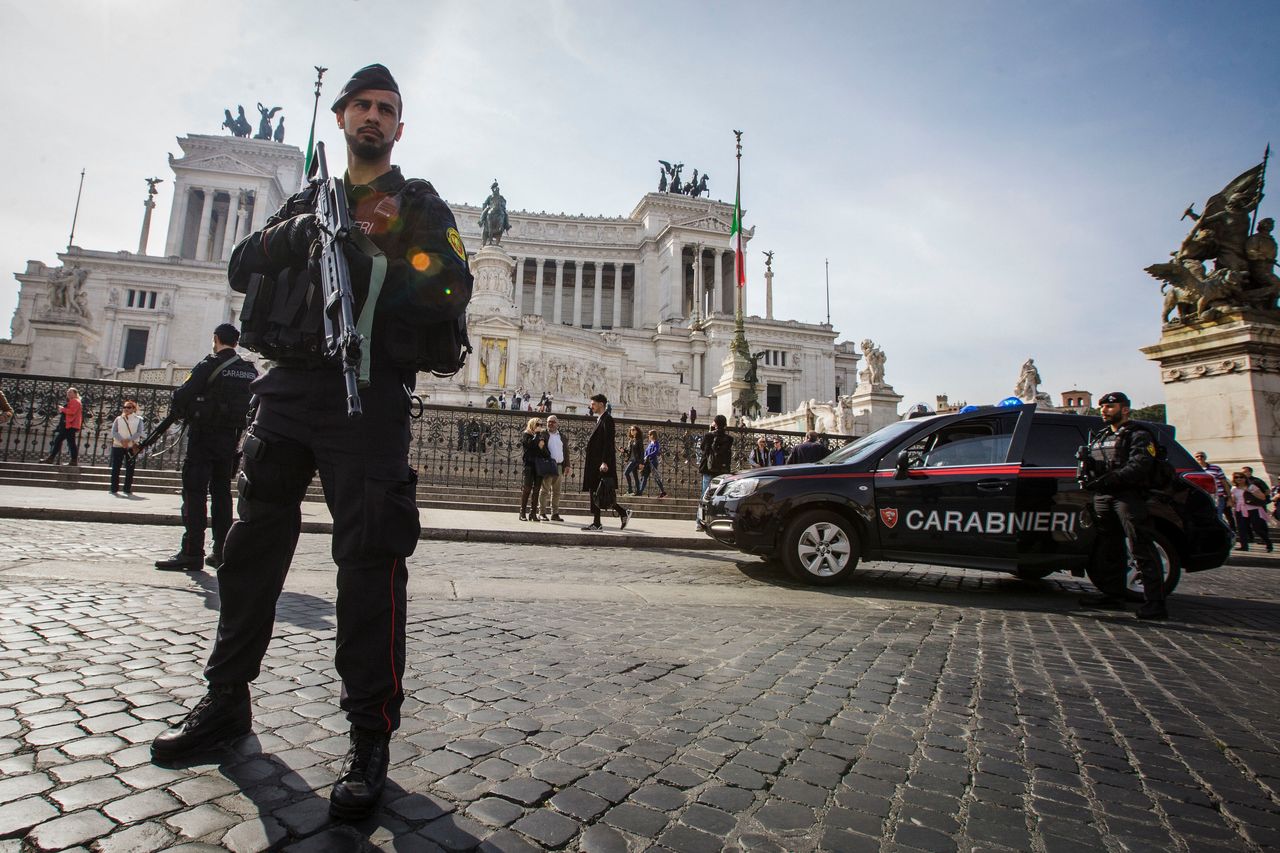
xmin=730 ymin=130 xmax=750 ymax=361
xmin=825 ymin=258 xmax=830 ymax=326
xmin=1250 ymin=143 xmax=1270 ymax=236
xmin=304 ymin=65 xmax=327 ymax=182
xmin=67 ymin=168 xmax=86 ymax=252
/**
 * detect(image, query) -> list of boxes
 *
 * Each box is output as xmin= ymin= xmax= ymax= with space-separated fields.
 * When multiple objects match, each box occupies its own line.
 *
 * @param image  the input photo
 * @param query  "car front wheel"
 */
xmin=780 ymin=509 xmax=860 ymax=585
xmin=1085 ymin=530 xmax=1182 ymax=600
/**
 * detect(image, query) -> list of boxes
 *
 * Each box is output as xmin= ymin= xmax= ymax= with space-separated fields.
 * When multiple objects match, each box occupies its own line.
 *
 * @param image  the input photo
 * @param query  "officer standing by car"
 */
xmin=153 ymin=323 xmax=257 ymax=572
xmin=1078 ymin=391 xmax=1168 ymax=620
xmin=151 ymin=64 xmax=473 ymax=822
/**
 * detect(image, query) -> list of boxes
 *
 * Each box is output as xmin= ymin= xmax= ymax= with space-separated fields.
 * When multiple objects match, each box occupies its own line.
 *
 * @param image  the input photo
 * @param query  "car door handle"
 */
xmin=976 ymin=479 xmax=1008 ymax=492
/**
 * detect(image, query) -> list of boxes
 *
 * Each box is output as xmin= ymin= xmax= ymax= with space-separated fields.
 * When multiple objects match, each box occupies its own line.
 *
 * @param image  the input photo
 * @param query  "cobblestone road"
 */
xmin=0 ymin=520 xmax=1277 ymax=852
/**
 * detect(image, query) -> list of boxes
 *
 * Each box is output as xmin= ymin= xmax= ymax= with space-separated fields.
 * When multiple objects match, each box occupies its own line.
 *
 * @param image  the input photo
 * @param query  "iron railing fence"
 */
xmin=0 ymin=372 xmax=857 ymax=498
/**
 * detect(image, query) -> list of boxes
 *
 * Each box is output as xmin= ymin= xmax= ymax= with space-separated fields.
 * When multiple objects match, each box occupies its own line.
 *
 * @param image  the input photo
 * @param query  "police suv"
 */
xmin=700 ymin=404 xmax=1231 ymax=593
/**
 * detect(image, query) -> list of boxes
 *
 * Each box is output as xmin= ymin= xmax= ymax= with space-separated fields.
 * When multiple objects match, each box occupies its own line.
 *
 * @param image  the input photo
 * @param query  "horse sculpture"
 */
xmin=478 ymin=181 xmax=511 ymax=247
xmin=222 ymin=107 xmax=251 ymax=138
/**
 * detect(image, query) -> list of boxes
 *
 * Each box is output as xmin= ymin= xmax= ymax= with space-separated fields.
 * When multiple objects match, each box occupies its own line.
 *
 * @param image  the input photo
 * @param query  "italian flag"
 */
xmin=728 ymin=174 xmax=745 ymax=288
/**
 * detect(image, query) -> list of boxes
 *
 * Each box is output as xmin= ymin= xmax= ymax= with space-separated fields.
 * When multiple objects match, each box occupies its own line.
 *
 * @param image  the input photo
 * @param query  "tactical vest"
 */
xmin=189 ymin=355 xmax=258 ymax=432
xmin=239 ymin=180 xmax=472 ymax=376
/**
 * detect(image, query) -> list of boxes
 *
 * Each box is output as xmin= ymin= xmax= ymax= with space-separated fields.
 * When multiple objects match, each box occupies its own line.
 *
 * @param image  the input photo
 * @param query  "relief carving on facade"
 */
xmin=518 ymin=357 xmax=611 ymax=400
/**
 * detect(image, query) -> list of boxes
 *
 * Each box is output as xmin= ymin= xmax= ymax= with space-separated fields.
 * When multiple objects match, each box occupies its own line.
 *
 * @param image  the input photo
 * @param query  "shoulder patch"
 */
xmin=446 ymin=228 xmax=467 ymax=261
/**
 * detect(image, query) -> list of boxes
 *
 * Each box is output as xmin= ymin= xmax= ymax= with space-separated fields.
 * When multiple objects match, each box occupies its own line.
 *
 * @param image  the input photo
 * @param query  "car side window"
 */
xmin=885 ymin=417 xmax=1013 ymax=470
xmin=1023 ymin=423 xmax=1089 ymax=467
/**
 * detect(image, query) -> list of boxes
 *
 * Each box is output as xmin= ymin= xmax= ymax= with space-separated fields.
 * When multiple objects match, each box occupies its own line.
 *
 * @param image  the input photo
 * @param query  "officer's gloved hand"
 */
xmin=262 ymin=214 xmax=320 ymax=270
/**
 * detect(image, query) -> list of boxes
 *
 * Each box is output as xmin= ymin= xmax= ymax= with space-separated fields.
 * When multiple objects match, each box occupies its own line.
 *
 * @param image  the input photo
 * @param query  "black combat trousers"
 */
xmin=1092 ymin=492 xmax=1165 ymax=604
xmin=179 ymin=433 xmax=236 ymax=556
xmin=204 ymin=366 xmax=421 ymax=733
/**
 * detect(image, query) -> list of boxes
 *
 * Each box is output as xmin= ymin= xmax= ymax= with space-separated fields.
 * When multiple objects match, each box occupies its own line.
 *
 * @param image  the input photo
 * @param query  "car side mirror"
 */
xmin=895 ymin=451 xmax=912 ymax=480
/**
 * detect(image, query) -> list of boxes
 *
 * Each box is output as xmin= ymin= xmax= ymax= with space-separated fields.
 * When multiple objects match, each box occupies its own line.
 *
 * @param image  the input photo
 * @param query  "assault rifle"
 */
xmin=131 ymin=409 xmax=180 ymax=457
xmin=309 ymin=140 xmax=364 ymax=417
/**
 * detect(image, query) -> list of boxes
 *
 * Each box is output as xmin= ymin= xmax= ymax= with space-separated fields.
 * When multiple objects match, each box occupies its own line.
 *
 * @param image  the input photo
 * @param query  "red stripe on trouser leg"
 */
xmin=379 ymin=556 xmax=401 ymax=733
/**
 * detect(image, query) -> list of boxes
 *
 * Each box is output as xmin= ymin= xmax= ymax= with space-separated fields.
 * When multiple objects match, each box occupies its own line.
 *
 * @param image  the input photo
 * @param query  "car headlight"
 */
xmin=722 ymin=477 xmax=777 ymax=500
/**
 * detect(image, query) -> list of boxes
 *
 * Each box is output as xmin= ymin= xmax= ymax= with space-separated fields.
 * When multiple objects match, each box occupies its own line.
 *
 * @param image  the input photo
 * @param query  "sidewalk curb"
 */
xmin=0 ymin=506 xmax=730 ymax=551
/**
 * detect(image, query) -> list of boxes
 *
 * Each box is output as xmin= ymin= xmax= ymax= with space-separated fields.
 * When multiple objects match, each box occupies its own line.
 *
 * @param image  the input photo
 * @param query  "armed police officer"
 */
xmin=151 ymin=64 xmax=473 ymax=822
xmin=1077 ymin=391 xmax=1169 ymax=620
xmin=152 ymin=323 xmax=257 ymax=572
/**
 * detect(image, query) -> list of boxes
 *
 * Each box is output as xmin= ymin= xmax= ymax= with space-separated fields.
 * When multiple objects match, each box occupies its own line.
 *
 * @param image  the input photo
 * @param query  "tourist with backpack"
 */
xmin=1230 ymin=471 xmax=1273 ymax=552
xmin=1077 ymin=391 xmax=1168 ymax=620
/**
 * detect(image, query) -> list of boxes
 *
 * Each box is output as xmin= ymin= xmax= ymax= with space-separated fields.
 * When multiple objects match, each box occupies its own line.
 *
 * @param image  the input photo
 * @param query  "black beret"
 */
xmin=214 ymin=323 xmax=240 ymax=346
xmin=1097 ymin=391 xmax=1130 ymax=406
xmin=331 ymin=64 xmax=401 ymax=113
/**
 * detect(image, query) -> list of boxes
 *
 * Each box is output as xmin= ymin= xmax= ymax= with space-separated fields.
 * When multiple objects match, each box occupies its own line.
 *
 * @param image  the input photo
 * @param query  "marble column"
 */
xmin=552 ymin=259 xmax=565 ymax=325
xmin=611 ymin=263 xmax=623 ymax=329
xmin=591 ymin=262 xmax=604 ymax=329
xmin=163 ymin=183 xmax=187 ymax=256
xmin=194 ymin=188 xmax=215 ymax=261
xmin=513 ymin=257 xmax=525 ymax=313
xmin=218 ymin=193 xmax=238 ymax=261
xmin=713 ymin=249 xmax=724 ymax=315
xmin=235 ymin=194 xmax=251 ymax=243
xmin=691 ymin=245 xmax=703 ymax=322
xmin=572 ymin=261 xmax=584 ymax=328
xmin=533 ymin=259 xmax=545 ymax=317
xmin=670 ymin=239 xmax=683 ymax=319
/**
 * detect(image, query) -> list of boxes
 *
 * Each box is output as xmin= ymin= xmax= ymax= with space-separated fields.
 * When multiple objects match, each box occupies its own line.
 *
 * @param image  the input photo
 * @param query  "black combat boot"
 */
xmin=205 ymin=543 xmax=224 ymax=570
xmin=155 ymin=552 xmax=204 ymax=571
xmin=329 ymin=727 xmax=391 ymax=820
xmin=151 ymin=683 xmax=251 ymax=761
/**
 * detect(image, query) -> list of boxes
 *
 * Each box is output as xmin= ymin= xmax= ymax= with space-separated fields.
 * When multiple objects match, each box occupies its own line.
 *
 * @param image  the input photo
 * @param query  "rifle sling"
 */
xmin=350 ymin=230 xmax=387 ymax=387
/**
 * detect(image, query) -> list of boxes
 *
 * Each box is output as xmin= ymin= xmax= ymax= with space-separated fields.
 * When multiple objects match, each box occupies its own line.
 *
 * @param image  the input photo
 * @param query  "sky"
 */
xmin=2 ymin=0 xmax=1278 ymax=412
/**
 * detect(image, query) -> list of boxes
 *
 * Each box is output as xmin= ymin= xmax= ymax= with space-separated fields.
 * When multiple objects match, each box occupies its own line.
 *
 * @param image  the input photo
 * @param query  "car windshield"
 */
xmin=817 ymin=420 xmax=922 ymax=466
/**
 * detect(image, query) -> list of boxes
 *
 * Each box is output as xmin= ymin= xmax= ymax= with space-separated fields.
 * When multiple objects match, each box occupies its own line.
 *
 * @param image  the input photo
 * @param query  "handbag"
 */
xmin=533 ymin=456 xmax=558 ymax=478
xmin=595 ymin=475 xmax=617 ymax=507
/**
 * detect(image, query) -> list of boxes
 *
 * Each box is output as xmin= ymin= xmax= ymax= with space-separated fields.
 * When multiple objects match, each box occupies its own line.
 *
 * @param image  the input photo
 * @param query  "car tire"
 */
xmin=780 ymin=509 xmax=860 ymax=585
xmin=1085 ymin=530 xmax=1183 ymax=601
xmin=1015 ymin=567 xmax=1056 ymax=581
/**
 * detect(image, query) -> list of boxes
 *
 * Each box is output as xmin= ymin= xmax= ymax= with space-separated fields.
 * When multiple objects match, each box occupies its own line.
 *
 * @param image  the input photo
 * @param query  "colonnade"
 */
xmin=509 ymin=258 xmax=636 ymax=329
xmin=170 ymin=186 xmax=258 ymax=262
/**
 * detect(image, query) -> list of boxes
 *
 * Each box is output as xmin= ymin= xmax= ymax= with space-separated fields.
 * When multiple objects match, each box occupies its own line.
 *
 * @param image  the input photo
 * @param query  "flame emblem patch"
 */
xmin=880 ymin=508 xmax=899 ymax=529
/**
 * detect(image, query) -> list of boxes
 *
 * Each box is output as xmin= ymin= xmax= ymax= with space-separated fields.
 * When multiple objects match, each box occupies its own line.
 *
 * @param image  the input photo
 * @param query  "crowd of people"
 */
xmin=1195 ymin=451 xmax=1277 ymax=551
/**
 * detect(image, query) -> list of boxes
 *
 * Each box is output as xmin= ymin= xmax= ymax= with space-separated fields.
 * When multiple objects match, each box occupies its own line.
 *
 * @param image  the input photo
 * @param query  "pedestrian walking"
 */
xmin=0 ymin=386 xmax=12 ymax=426
xmin=638 ymin=429 xmax=669 ymax=498
xmin=109 ymin=400 xmax=144 ymax=496
xmin=40 ymin=387 xmax=81 ymax=465
xmin=582 ymin=392 xmax=630 ymax=530
xmin=623 ymin=424 xmax=644 ymax=495
xmin=150 ymin=63 xmax=473 ymax=821
xmin=1231 ymin=471 xmax=1273 ymax=551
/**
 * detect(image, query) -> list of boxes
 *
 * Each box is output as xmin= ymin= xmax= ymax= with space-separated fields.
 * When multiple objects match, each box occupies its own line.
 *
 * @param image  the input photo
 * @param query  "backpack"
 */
xmin=191 ymin=355 xmax=257 ymax=431
xmin=1121 ymin=423 xmax=1177 ymax=491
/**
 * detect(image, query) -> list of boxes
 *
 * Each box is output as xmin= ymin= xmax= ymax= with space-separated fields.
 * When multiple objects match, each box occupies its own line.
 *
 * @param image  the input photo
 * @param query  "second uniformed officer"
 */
xmin=154 ymin=323 xmax=257 ymax=571
xmin=151 ymin=64 xmax=473 ymax=821
xmin=1078 ymin=391 xmax=1169 ymax=620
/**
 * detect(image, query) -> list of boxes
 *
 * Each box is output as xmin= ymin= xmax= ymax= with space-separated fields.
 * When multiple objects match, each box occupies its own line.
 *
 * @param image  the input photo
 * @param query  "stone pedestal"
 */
xmin=1140 ymin=311 xmax=1280 ymax=483
xmin=27 ymin=313 xmax=100 ymax=378
xmin=712 ymin=350 xmax=751 ymax=421
xmin=848 ymin=383 xmax=904 ymax=434
xmin=467 ymin=245 xmax=518 ymax=319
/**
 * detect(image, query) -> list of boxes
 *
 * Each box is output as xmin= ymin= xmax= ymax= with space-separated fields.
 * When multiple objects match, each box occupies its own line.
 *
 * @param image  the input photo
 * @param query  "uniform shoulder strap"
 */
xmin=206 ymin=354 xmax=242 ymax=386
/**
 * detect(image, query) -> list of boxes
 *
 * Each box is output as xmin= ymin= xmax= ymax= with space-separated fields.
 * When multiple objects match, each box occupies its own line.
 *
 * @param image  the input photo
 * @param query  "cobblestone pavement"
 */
xmin=0 ymin=520 xmax=1277 ymax=852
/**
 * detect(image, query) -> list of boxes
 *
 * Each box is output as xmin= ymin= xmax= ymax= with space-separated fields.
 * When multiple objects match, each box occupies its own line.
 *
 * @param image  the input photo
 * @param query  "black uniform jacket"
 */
xmin=227 ymin=166 xmax=472 ymax=371
xmin=582 ymin=411 xmax=617 ymax=494
xmin=171 ymin=349 xmax=258 ymax=435
xmin=1090 ymin=423 xmax=1157 ymax=493
xmin=786 ymin=440 xmax=828 ymax=465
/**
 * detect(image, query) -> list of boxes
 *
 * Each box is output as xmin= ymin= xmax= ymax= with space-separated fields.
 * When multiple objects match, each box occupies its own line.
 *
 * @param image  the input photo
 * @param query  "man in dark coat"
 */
xmin=786 ymin=431 xmax=829 ymax=464
xmin=581 ymin=393 xmax=630 ymax=530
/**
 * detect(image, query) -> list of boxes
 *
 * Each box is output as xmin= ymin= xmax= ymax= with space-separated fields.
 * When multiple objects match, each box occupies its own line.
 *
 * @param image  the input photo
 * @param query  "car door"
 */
xmin=872 ymin=408 xmax=1032 ymax=568
xmin=1014 ymin=418 xmax=1094 ymax=571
